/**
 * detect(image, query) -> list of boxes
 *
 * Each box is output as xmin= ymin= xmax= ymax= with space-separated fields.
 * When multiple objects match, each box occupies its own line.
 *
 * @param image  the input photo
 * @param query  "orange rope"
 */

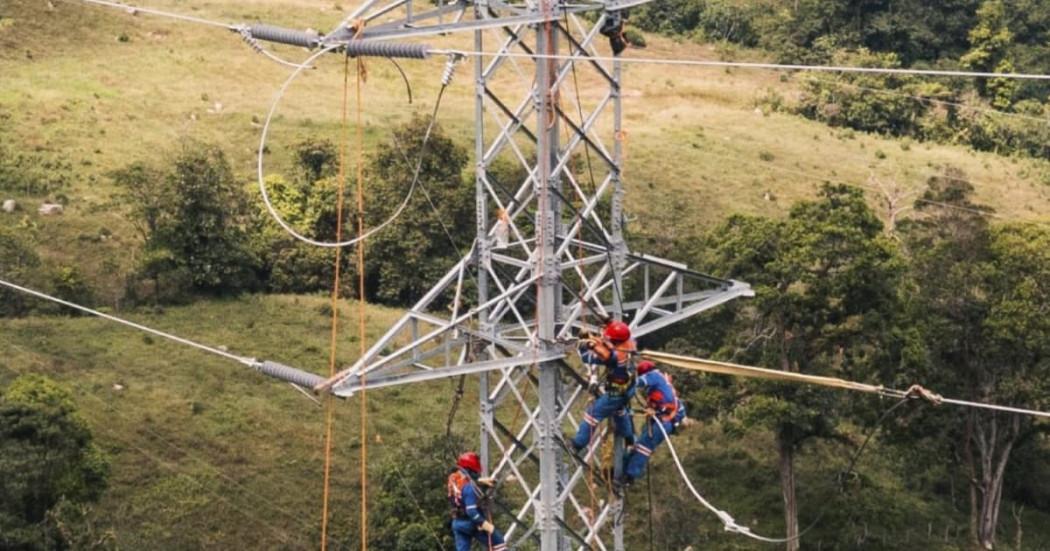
xmin=355 ymin=55 xmax=369 ymax=551
xmin=319 ymin=55 xmax=353 ymax=551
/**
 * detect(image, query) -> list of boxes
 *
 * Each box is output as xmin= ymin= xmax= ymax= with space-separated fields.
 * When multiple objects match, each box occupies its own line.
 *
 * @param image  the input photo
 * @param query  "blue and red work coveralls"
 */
xmin=571 ymin=337 xmax=637 ymax=451
xmin=447 ymin=469 xmax=507 ymax=551
xmin=624 ymin=368 xmax=686 ymax=481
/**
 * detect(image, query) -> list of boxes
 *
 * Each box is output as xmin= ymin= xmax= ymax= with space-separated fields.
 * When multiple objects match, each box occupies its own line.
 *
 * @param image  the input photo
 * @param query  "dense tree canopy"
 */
xmin=0 ymin=375 xmax=109 ymax=550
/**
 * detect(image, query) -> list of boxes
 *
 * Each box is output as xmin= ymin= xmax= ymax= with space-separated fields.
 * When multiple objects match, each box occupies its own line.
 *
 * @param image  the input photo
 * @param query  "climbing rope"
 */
xmin=318 ymin=51 xmax=355 ymax=551
xmin=354 ymin=46 xmax=371 ymax=551
xmin=653 ymin=395 xmax=912 ymax=545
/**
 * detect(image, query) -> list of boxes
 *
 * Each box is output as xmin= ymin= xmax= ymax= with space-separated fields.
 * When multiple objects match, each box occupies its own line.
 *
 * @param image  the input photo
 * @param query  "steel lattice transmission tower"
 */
xmin=301 ymin=1 xmax=754 ymax=548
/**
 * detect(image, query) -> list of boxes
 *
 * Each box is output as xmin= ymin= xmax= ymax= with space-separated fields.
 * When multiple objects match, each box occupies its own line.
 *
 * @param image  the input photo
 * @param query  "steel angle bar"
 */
xmin=558 ymin=170 xmax=614 ymax=240
xmin=411 ymin=311 xmax=526 ymax=352
xmin=324 ymin=274 xmax=540 ymax=391
xmin=487 ymin=420 xmax=539 ymax=497
xmin=554 ymin=516 xmax=594 ymax=550
xmin=559 ymin=252 xmax=608 ymax=270
xmin=556 ymin=17 xmax=615 ymax=85
xmin=332 ymin=353 xmax=558 ymax=396
xmin=629 ymin=271 xmax=678 ymax=329
xmin=553 ymin=102 xmax=617 ymax=168
xmin=485 ymin=25 xmax=531 ymax=85
xmin=618 ymin=289 xmax=722 ymax=312
xmin=631 ymin=282 xmax=753 ymax=338
xmin=491 ymin=252 xmax=532 ymax=270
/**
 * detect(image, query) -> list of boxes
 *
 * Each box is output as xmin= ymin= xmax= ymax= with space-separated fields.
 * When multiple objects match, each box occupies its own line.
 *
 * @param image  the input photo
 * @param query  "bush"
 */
xmin=0 ymin=375 xmax=110 ymax=549
xmin=249 ymin=142 xmax=355 ymax=295
xmin=364 ymin=115 xmax=474 ymax=306
xmin=0 ymin=227 xmax=41 ymax=317
xmin=115 ymin=142 xmax=260 ymax=301
xmin=50 ymin=266 xmax=95 ymax=312
xmin=623 ymin=28 xmax=647 ymax=48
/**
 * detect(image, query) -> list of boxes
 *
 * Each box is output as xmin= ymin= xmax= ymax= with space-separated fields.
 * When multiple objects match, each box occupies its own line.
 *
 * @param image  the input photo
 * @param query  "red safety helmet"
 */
xmin=636 ymin=360 xmax=656 ymax=375
xmin=457 ymin=451 xmax=482 ymax=474
xmin=603 ymin=320 xmax=631 ymax=343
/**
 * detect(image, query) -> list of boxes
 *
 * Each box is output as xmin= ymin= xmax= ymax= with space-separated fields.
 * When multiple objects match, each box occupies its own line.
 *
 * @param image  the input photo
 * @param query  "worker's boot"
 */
xmin=612 ymin=475 xmax=632 ymax=498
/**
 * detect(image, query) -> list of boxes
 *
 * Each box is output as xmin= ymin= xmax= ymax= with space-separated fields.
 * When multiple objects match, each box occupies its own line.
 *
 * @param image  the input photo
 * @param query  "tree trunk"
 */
xmin=778 ymin=428 xmax=800 ymax=551
xmin=969 ymin=413 xmax=1022 ymax=550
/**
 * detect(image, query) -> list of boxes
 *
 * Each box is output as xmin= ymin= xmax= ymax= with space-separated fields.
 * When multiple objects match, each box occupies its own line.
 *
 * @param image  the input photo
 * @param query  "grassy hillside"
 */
xmin=2 ymin=0 xmax=1049 ymax=302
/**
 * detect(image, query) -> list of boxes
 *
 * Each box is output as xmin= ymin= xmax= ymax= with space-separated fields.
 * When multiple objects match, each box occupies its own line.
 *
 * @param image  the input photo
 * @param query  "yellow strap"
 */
xmin=639 ymin=350 xmax=885 ymax=395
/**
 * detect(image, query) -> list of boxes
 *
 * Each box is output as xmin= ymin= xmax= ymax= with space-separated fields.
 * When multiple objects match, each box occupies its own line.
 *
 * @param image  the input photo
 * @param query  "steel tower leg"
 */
xmin=536 ymin=13 xmax=565 ymax=551
xmin=475 ymin=8 xmax=493 ymax=475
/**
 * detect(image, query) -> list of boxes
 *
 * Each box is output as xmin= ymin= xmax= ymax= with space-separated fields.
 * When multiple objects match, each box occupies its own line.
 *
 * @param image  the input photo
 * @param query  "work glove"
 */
xmin=587 ymin=375 xmax=601 ymax=397
xmin=480 ymin=521 xmax=495 ymax=534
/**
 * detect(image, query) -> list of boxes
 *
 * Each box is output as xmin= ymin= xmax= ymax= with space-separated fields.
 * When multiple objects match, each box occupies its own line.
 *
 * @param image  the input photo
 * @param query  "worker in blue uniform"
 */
xmin=447 ymin=451 xmax=507 ymax=551
xmin=622 ymin=360 xmax=686 ymax=486
xmin=571 ymin=320 xmax=637 ymax=453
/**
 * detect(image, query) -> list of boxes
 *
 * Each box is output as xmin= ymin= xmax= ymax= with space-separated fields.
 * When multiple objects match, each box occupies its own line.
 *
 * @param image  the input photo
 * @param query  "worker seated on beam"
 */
xmin=570 ymin=319 xmax=637 ymax=453
xmin=447 ymin=452 xmax=506 ymax=551
xmin=621 ymin=360 xmax=686 ymax=488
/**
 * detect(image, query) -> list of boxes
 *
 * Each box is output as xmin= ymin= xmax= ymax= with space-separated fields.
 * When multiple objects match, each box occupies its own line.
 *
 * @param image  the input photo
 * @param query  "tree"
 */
xmin=0 ymin=375 xmax=110 ymax=550
xmin=0 ymin=227 xmax=41 ymax=317
xmin=364 ymin=115 xmax=474 ymax=306
xmin=369 ymin=434 xmax=462 ymax=550
xmin=249 ymin=138 xmax=352 ymax=295
xmin=698 ymin=184 xmax=899 ymax=549
xmin=115 ymin=143 xmax=259 ymax=299
xmin=900 ymin=174 xmax=1050 ymax=549
xmin=960 ymin=0 xmax=1018 ymax=108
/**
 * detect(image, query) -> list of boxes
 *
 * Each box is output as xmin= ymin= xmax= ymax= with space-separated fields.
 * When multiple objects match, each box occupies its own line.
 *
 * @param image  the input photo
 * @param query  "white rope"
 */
xmin=653 ymin=416 xmax=793 ymax=544
xmin=75 ymin=0 xmax=236 ymax=30
xmin=435 ymin=49 xmax=1050 ymax=81
xmin=257 ymin=44 xmax=443 ymax=249
xmin=0 ymin=278 xmax=256 ymax=367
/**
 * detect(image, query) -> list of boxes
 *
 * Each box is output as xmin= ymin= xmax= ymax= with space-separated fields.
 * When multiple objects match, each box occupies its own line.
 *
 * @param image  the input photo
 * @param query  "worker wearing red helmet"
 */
xmin=447 ymin=451 xmax=506 ymax=551
xmin=570 ymin=319 xmax=638 ymax=453
xmin=621 ymin=360 xmax=686 ymax=487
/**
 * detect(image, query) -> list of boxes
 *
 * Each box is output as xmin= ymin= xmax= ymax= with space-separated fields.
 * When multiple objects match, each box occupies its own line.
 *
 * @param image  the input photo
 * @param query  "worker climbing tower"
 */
xmin=310 ymin=1 xmax=754 ymax=548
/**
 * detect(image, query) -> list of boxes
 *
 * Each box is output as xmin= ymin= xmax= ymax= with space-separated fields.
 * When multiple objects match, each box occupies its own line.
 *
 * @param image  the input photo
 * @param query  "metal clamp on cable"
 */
xmin=905 ymin=384 xmax=943 ymax=405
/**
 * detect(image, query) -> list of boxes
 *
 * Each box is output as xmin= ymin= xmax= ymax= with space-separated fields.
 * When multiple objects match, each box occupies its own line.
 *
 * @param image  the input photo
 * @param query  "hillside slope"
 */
xmin=2 ymin=0 xmax=1049 ymax=299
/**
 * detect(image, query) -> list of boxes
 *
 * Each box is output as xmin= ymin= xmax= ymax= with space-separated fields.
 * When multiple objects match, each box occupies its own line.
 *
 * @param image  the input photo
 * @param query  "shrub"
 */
xmin=0 ymin=227 xmax=41 ymax=317
xmin=115 ymin=142 xmax=260 ymax=301
xmin=624 ymin=28 xmax=647 ymax=48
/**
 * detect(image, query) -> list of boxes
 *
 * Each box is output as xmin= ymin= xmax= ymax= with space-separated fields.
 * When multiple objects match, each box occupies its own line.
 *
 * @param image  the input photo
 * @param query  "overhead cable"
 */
xmin=437 ymin=50 xmax=1050 ymax=81
xmin=642 ymin=350 xmax=1050 ymax=419
xmin=0 ymin=278 xmax=328 ymax=389
xmin=256 ymin=45 xmax=454 ymax=248
xmin=0 ymin=278 xmax=255 ymax=366
xmin=76 ymin=0 xmax=236 ymax=30
xmin=74 ymin=0 xmax=1050 ymax=82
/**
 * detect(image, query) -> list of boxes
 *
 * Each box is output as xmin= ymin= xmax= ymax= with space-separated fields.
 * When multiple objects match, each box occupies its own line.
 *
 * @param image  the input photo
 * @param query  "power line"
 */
xmin=822 ymin=80 xmax=1050 ymax=125
xmin=74 ymin=0 xmax=236 ymax=30
xmin=0 ymin=278 xmax=257 ymax=366
xmin=72 ymin=0 xmax=1050 ymax=82
xmin=443 ymin=50 xmax=1050 ymax=81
